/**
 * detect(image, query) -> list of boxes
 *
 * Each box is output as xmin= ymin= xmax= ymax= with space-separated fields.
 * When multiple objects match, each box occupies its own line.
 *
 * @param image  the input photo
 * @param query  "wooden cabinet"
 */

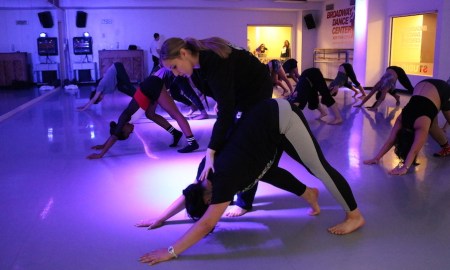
xmin=0 ymin=52 xmax=29 ymax=87
xmin=98 ymin=50 xmax=145 ymax=83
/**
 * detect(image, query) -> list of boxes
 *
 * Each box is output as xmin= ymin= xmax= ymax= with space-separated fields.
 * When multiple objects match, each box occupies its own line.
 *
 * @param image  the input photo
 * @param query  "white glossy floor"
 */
xmin=1 ymin=85 xmax=450 ymax=270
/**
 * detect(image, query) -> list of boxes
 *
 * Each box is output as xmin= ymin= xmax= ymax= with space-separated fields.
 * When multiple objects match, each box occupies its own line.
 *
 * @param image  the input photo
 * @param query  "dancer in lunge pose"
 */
xmin=136 ymin=99 xmax=365 ymax=266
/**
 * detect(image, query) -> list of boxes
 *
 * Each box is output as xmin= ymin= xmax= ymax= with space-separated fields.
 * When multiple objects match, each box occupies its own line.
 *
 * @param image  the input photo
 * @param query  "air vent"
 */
xmin=326 ymin=4 xmax=334 ymax=10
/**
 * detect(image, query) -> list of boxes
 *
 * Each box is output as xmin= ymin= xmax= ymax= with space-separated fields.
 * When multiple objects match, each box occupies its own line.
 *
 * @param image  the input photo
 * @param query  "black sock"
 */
xmin=167 ymin=126 xmax=182 ymax=147
xmin=177 ymin=136 xmax=199 ymax=153
xmin=186 ymin=136 xmax=196 ymax=145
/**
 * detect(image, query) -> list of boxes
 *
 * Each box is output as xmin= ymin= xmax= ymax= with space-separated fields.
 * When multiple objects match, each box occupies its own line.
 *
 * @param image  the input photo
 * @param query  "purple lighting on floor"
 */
xmin=134 ymin=129 xmax=159 ymax=159
xmin=40 ymin=197 xmax=54 ymax=220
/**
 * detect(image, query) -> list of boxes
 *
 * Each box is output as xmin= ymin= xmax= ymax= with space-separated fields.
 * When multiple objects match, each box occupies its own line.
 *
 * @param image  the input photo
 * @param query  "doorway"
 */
xmin=247 ymin=25 xmax=292 ymax=63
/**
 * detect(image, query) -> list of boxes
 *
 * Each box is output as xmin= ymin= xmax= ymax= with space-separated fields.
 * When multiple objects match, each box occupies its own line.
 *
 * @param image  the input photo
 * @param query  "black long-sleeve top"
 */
xmin=193 ymin=47 xmax=272 ymax=151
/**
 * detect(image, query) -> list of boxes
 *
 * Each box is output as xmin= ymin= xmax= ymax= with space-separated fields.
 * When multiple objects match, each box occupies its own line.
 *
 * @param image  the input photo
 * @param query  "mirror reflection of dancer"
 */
xmin=86 ymin=68 xmax=200 ymax=159
xmin=329 ymin=63 xmax=366 ymax=99
xmin=136 ymin=99 xmax=365 ymax=265
xmin=77 ymin=62 xmax=136 ymax=111
xmin=364 ymin=79 xmax=450 ymax=174
xmin=355 ymin=66 xmax=414 ymax=110
xmin=160 ymin=37 xmax=273 ymax=216
xmin=289 ymin=67 xmax=343 ymax=125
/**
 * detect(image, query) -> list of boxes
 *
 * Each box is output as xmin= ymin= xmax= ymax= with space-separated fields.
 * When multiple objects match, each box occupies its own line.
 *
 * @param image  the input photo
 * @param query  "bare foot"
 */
xmin=316 ymin=113 xmax=328 ymax=121
xmin=328 ymin=209 xmax=365 ymax=235
xmin=191 ymin=113 xmax=209 ymax=120
xmin=301 ymin=187 xmax=320 ymax=216
xmin=225 ymin=205 xmax=248 ymax=217
xmin=327 ymin=118 xmax=343 ymax=125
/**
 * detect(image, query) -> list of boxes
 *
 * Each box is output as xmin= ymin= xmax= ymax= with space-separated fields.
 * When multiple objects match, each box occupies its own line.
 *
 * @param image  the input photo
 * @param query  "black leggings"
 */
xmin=294 ymin=68 xmax=335 ymax=110
xmin=170 ymin=76 xmax=205 ymax=111
xmin=114 ymin=62 xmax=136 ymax=97
xmin=341 ymin=63 xmax=362 ymax=88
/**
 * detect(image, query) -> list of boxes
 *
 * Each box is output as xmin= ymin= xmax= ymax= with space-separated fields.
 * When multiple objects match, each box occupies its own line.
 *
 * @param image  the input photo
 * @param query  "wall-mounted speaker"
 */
xmin=304 ymin=14 xmax=316 ymax=30
xmin=76 ymin=11 xmax=88 ymax=28
xmin=38 ymin=11 xmax=54 ymax=28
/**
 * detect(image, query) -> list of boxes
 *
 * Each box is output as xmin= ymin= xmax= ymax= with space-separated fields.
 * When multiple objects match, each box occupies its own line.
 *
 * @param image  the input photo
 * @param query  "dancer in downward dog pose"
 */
xmin=355 ymin=66 xmax=414 ymax=110
xmin=77 ymin=62 xmax=136 ymax=111
xmin=289 ymin=67 xmax=343 ymax=125
xmin=329 ymin=63 xmax=366 ymax=99
xmin=86 ymin=68 xmax=199 ymax=159
xmin=363 ymin=79 xmax=450 ymax=173
xmin=136 ymin=99 xmax=365 ymax=265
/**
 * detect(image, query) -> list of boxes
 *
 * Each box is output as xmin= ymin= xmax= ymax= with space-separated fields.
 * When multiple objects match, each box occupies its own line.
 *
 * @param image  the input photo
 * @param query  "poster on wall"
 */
xmin=326 ymin=4 xmax=355 ymax=47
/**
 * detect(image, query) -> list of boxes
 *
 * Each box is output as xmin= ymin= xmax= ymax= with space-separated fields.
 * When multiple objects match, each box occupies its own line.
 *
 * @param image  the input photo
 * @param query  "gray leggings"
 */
xmin=276 ymin=99 xmax=357 ymax=211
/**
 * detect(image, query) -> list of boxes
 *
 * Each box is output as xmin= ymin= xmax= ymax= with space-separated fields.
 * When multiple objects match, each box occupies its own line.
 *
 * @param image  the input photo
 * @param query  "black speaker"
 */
xmin=76 ymin=11 xmax=88 ymax=28
xmin=38 ymin=11 xmax=54 ymax=28
xmin=304 ymin=14 xmax=316 ymax=29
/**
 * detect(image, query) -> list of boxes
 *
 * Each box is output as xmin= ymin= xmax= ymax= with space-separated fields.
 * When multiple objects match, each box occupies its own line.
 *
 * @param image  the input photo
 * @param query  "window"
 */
xmin=389 ymin=13 xmax=437 ymax=76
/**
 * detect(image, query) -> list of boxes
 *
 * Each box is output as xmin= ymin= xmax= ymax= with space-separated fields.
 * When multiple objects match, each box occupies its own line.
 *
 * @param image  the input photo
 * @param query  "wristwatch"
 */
xmin=168 ymin=246 xmax=178 ymax=258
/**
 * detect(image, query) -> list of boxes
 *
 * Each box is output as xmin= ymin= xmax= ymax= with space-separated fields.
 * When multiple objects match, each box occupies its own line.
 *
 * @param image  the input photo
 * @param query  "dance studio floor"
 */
xmin=1 ymin=84 xmax=449 ymax=270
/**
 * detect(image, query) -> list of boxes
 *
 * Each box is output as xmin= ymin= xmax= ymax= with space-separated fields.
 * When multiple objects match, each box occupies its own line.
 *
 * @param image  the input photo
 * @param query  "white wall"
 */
xmin=316 ymin=0 xmax=450 ymax=86
xmin=1 ymin=0 xmax=449 ymax=84
xmin=64 ymin=8 xmax=300 ymax=75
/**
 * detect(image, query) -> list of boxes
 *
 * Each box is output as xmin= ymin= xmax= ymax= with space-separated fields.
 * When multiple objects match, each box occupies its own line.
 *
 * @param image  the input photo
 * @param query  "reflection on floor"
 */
xmin=1 ymin=85 xmax=449 ymax=270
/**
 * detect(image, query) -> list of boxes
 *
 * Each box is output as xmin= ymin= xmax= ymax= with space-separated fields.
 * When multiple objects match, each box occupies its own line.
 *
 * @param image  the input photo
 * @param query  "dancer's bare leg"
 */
xmin=300 ymin=187 xmax=320 ymax=216
xmin=326 ymin=103 xmax=343 ymax=125
xmin=350 ymin=87 xmax=359 ymax=98
xmin=316 ymin=104 xmax=328 ymax=120
xmin=357 ymin=85 xmax=366 ymax=98
xmin=328 ymin=208 xmax=365 ymax=235
xmin=225 ymin=205 xmax=248 ymax=217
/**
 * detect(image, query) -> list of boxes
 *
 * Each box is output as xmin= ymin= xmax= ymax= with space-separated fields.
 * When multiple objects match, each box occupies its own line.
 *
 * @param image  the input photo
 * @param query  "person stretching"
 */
xmin=136 ymin=98 xmax=365 ymax=265
xmin=355 ymin=66 xmax=414 ymax=110
xmin=267 ymin=59 xmax=293 ymax=95
xmin=289 ymin=67 xmax=343 ymax=125
xmin=363 ymin=79 xmax=450 ymax=174
xmin=282 ymin=58 xmax=300 ymax=83
xmin=160 ymin=36 xmax=273 ymax=217
xmin=86 ymin=68 xmax=199 ymax=159
xmin=77 ymin=62 xmax=136 ymax=111
xmin=329 ymin=63 xmax=366 ymax=99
